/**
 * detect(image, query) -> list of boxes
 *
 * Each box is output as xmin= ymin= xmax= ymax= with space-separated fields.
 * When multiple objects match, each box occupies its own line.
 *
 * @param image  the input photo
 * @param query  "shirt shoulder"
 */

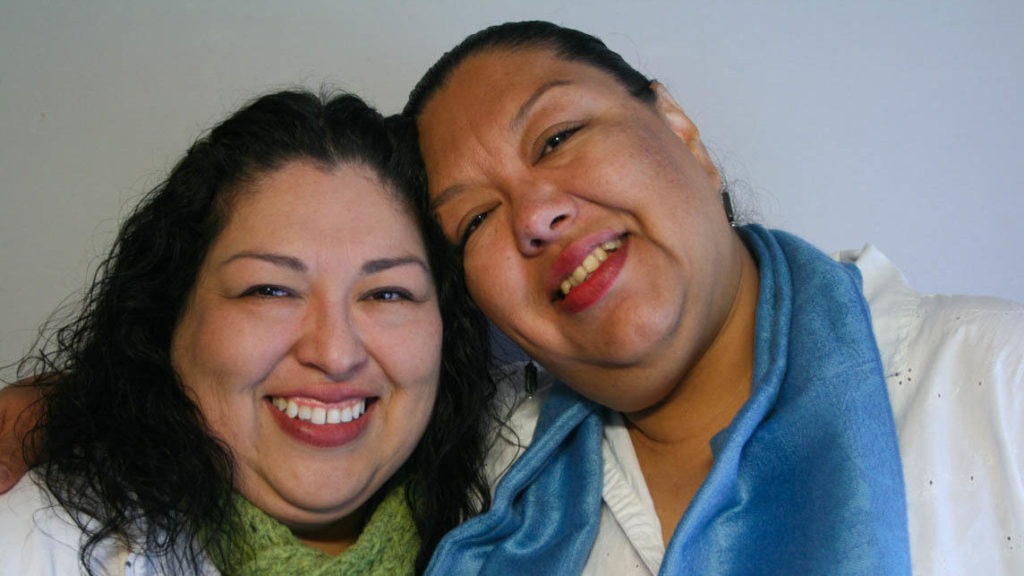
xmin=0 ymin=472 xmax=217 ymax=576
xmin=838 ymin=243 xmax=1024 ymax=405
xmin=0 ymin=472 xmax=94 ymax=574
xmin=836 ymin=243 xmax=1024 ymax=372
xmin=838 ymin=244 xmax=1024 ymax=574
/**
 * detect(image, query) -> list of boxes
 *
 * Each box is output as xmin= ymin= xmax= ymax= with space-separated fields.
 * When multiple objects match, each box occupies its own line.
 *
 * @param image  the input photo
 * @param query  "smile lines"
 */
xmin=559 ymin=238 xmax=623 ymax=297
xmin=271 ymin=397 xmax=368 ymax=425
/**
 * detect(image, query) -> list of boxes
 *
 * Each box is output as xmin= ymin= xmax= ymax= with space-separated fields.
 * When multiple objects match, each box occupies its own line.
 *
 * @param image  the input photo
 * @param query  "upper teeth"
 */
xmin=560 ymin=239 xmax=622 ymax=296
xmin=271 ymin=397 xmax=367 ymax=425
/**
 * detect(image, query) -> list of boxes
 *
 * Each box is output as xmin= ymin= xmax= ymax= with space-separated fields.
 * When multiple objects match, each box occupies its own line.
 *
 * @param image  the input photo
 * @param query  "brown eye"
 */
xmin=365 ymin=288 xmax=413 ymax=302
xmin=460 ymin=210 xmax=491 ymax=247
xmin=240 ymin=285 xmax=292 ymax=298
xmin=539 ymin=126 xmax=582 ymax=159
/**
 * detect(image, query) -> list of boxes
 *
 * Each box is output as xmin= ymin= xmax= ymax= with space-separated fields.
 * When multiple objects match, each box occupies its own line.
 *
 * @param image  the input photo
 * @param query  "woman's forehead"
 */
xmin=225 ymin=161 xmax=413 ymax=229
xmin=421 ymin=49 xmax=622 ymax=134
xmin=442 ymin=47 xmax=587 ymax=97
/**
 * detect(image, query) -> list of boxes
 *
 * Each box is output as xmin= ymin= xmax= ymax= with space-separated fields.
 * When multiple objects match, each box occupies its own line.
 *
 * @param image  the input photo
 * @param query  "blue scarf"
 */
xmin=428 ymin=226 xmax=910 ymax=575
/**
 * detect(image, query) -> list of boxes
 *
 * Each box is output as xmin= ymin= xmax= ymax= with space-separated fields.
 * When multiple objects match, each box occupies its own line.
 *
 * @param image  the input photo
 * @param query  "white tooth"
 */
xmin=341 ymin=406 xmax=354 ymax=423
xmin=327 ymin=408 xmax=342 ymax=424
xmin=286 ymin=400 xmax=299 ymax=418
xmin=298 ymin=405 xmax=312 ymax=421
xmin=272 ymin=397 xmax=286 ymax=411
xmin=560 ymin=241 xmax=623 ymax=297
xmin=311 ymin=406 xmax=327 ymax=425
xmin=357 ymin=399 xmax=366 ymax=416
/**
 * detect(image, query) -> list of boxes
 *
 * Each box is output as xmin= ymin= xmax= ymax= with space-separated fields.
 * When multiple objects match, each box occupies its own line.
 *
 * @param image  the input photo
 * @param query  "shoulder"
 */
xmin=0 ymin=472 xmax=92 ymax=574
xmin=483 ymin=362 xmax=557 ymax=487
xmin=838 ymin=244 xmax=1023 ymax=430
xmin=0 ymin=472 xmax=215 ymax=575
xmin=836 ymin=244 xmax=1024 ymax=382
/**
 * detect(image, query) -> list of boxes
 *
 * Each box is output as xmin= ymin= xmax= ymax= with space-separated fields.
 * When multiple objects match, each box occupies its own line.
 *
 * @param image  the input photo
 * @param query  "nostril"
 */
xmin=530 ymin=238 xmax=544 ymax=248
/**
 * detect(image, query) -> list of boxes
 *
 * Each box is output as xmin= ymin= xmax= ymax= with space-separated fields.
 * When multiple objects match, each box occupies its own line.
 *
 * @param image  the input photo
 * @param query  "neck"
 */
xmin=624 ymin=245 xmax=759 ymax=542
xmin=293 ymin=509 xmax=365 ymax=556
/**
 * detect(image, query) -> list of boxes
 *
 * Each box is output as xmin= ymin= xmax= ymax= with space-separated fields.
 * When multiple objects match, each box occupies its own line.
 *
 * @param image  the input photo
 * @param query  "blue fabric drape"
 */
xmin=426 ymin=383 xmax=603 ymax=574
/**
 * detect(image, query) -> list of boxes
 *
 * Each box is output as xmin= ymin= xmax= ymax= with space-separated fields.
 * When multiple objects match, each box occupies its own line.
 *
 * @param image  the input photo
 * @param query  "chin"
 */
xmin=245 ymin=479 xmax=371 ymax=526
xmin=275 ymin=496 xmax=364 ymax=529
xmin=598 ymin=297 xmax=682 ymax=352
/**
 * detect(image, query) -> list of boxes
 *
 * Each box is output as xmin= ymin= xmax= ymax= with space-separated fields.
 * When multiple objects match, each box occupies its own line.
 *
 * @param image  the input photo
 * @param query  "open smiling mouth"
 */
xmin=270 ymin=397 xmax=373 ymax=425
xmin=557 ymin=237 xmax=624 ymax=299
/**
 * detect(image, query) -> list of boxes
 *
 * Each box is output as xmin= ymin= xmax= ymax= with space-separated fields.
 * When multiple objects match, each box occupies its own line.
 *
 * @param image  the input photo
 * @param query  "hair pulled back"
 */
xmin=405 ymin=20 xmax=655 ymax=119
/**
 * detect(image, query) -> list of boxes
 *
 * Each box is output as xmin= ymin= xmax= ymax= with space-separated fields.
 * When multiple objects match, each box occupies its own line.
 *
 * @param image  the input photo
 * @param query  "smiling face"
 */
xmin=417 ymin=47 xmax=745 ymax=412
xmin=171 ymin=161 xmax=441 ymax=545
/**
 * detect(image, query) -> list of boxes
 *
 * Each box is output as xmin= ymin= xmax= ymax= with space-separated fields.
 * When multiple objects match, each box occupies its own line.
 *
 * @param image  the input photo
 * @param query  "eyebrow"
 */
xmin=431 ymin=79 xmax=574 ymax=212
xmin=361 ymin=256 xmax=430 ymax=275
xmin=429 ymin=183 xmax=468 ymax=212
xmin=221 ymin=251 xmax=306 ymax=272
xmin=510 ymin=79 xmax=573 ymax=133
xmin=220 ymin=253 xmax=429 ymax=275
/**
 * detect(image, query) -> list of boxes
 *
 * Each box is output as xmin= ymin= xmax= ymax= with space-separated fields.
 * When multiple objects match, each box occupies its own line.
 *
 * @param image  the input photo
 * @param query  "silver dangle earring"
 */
xmin=524 ymin=360 xmax=538 ymax=398
xmin=721 ymin=185 xmax=737 ymax=227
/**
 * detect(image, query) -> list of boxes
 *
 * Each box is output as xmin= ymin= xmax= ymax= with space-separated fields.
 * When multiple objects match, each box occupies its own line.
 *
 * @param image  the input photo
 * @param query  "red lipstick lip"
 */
xmin=558 ymin=240 xmax=627 ymax=313
xmin=265 ymin=385 xmax=375 ymax=404
xmin=547 ymin=231 xmax=627 ymax=300
xmin=267 ymin=397 xmax=376 ymax=448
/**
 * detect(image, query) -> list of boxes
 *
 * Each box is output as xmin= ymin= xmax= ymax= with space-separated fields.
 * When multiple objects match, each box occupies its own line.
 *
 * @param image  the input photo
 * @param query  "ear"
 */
xmin=652 ymin=82 xmax=721 ymax=189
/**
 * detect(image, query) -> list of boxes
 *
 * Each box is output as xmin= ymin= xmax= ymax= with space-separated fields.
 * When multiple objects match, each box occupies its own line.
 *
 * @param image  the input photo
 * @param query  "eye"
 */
xmin=538 ymin=126 xmax=582 ymax=160
xmin=459 ymin=209 xmax=491 ymax=247
xmin=364 ymin=287 xmax=415 ymax=302
xmin=240 ymin=285 xmax=292 ymax=298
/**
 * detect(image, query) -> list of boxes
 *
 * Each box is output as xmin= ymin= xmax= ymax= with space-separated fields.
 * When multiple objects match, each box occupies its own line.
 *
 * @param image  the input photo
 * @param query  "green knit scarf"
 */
xmin=207 ymin=481 xmax=419 ymax=575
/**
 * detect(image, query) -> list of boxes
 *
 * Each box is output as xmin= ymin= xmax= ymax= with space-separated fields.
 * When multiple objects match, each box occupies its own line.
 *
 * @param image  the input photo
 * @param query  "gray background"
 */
xmin=3 ymin=0 xmax=1022 ymax=380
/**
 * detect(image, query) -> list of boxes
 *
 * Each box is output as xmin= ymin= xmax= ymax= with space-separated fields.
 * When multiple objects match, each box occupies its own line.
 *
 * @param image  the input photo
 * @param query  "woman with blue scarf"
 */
xmin=402 ymin=21 xmax=1024 ymax=575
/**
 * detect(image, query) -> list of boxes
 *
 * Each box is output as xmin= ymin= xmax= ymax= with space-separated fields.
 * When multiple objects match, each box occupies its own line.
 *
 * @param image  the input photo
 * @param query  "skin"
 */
xmin=171 ymin=160 xmax=442 ymax=554
xmin=0 ymin=382 xmax=43 ymax=491
xmin=417 ymin=47 xmax=761 ymax=540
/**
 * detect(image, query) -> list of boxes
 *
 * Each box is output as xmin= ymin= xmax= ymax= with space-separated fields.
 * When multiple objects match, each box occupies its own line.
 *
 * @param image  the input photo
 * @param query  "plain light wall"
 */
xmin=2 ymin=0 xmax=1022 ymax=379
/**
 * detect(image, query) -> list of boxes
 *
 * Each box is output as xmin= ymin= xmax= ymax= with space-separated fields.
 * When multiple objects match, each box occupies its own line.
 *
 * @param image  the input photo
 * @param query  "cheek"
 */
xmin=413 ymin=314 xmax=444 ymax=392
xmin=374 ymin=307 xmax=444 ymax=392
xmin=463 ymin=244 xmax=529 ymax=330
xmin=376 ymin=312 xmax=443 ymax=450
xmin=173 ymin=306 xmax=289 ymax=420
xmin=605 ymin=121 xmax=710 ymax=204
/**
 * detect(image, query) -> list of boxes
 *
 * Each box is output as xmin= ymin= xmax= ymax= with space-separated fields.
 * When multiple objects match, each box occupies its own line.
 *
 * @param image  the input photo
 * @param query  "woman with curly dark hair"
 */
xmin=0 ymin=89 xmax=494 ymax=574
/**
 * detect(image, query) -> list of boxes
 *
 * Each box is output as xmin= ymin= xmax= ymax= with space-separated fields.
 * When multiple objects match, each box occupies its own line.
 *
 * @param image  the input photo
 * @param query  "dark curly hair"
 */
xmin=403 ymin=20 xmax=655 ymax=120
xmin=19 ymin=90 xmax=495 ymax=574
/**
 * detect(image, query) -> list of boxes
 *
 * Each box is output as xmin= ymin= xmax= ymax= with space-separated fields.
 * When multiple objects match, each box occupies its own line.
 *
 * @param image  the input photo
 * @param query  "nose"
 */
xmin=293 ymin=300 xmax=368 ymax=381
xmin=512 ymin=187 xmax=576 ymax=255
